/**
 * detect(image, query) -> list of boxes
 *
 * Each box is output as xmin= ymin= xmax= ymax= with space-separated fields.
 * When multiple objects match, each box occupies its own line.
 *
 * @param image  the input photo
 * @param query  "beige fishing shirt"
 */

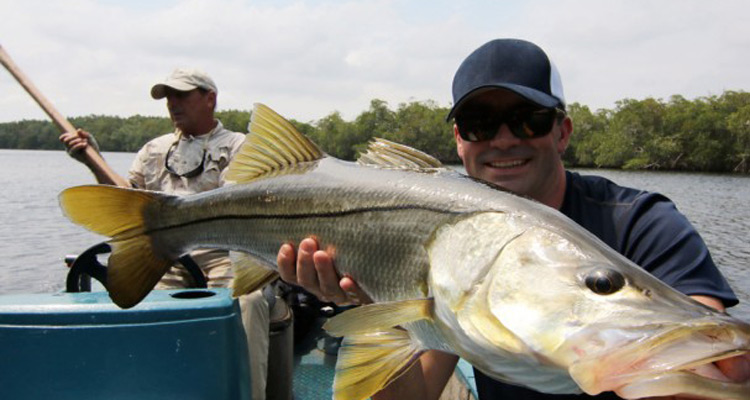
xmin=128 ymin=120 xmax=245 ymax=196
xmin=129 ymin=121 xmax=245 ymax=288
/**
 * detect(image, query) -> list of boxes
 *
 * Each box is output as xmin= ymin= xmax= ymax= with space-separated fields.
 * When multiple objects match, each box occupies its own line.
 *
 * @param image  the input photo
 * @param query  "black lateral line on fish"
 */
xmin=147 ymin=204 xmax=466 ymax=234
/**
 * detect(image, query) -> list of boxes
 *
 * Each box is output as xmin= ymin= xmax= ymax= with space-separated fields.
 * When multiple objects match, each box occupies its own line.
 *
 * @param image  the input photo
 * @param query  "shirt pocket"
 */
xmin=142 ymin=150 xmax=168 ymax=190
xmin=205 ymin=146 xmax=232 ymax=176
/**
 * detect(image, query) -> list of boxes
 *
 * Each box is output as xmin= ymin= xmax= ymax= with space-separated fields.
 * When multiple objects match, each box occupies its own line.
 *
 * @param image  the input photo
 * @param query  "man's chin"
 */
xmin=478 ymin=168 xmax=528 ymax=193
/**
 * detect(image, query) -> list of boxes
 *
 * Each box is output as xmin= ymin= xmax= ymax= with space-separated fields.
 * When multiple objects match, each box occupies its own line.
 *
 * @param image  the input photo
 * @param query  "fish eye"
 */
xmin=584 ymin=269 xmax=625 ymax=295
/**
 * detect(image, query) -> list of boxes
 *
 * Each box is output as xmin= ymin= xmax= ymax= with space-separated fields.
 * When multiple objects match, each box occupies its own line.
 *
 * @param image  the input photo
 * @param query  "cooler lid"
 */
xmin=0 ymin=289 xmax=236 ymax=326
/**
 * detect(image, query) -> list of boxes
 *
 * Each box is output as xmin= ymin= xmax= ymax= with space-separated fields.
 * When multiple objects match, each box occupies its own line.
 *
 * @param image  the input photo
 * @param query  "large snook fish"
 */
xmin=60 ymin=104 xmax=749 ymax=400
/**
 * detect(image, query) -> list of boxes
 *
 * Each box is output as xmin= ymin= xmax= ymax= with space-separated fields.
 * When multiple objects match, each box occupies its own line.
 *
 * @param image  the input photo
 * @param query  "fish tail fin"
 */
xmin=333 ymin=328 xmax=424 ymax=400
xmin=59 ymin=185 xmax=176 ymax=308
xmin=108 ymin=235 xmax=174 ymax=308
xmin=230 ymin=251 xmax=279 ymax=297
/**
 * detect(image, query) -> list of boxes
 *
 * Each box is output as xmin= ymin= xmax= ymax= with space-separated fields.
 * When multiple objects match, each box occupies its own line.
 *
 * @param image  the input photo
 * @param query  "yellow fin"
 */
xmin=59 ymin=185 xmax=175 ymax=308
xmin=323 ymin=298 xmax=434 ymax=337
xmin=226 ymin=103 xmax=324 ymax=183
xmin=59 ymin=185 xmax=166 ymax=238
xmin=333 ymin=328 xmax=424 ymax=400
xmin=229 ymin=251 xmax=279 ymax=297
xmin=356 ymin=138 xmax=443 ymax=170
xmin=108 ymin=235 xmax=173 ymax=308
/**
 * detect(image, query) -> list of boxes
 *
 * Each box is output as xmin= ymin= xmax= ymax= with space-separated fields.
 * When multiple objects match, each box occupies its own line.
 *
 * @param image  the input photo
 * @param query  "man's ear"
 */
xmin=207 ymin=91 xmax=217 ymax=111
xmin=454 ymin=124 xmax=466 ymax=161
xmin=557 ymin=116 xmax=573 ymax=155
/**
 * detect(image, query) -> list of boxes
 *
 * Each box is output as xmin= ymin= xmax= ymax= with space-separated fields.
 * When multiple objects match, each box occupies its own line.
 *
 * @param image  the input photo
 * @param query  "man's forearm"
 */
xmin=373 ymin=351 xmax=459 ymax=400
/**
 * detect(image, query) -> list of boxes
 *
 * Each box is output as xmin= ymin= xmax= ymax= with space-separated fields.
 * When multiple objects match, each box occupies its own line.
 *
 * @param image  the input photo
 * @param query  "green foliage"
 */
xmin=2 ymin=90 xmax=750 ymax=173
xmin=565 ymin=103 xmax=609 ymax=167
xmin=216 ymin=110 xmax=251 ymax=133
xmin=562 ymin=91 xmax=750 ymax=173
xmin=727 ymin=104 xmax=750 ymax=173
xmin=387 ymin=100 xmax=458 ymax=164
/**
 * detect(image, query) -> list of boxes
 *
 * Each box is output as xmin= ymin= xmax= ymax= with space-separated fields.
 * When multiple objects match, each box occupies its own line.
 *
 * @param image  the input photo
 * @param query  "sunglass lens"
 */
xmin=457 ymin=108 xmax=560 ymax=142
xmin=457 ymin=117 xmax=498 ymax=142
xmin=510 ymin=109 xmax=557 ymax=138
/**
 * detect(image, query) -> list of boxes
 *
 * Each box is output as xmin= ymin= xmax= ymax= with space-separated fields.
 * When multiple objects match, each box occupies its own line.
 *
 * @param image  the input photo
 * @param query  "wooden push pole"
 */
xmin=0 ymin=44 xmax=79 ymax=134
xmin=0 ymin=43 xmax=128 ymax=186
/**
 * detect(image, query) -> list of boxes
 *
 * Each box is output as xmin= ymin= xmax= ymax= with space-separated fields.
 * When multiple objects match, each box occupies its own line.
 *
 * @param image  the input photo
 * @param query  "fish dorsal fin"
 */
xmin=226 ymin=103 xmax=324 ymax=184
xmin=356 ymin=138 xmax=443 ymax=171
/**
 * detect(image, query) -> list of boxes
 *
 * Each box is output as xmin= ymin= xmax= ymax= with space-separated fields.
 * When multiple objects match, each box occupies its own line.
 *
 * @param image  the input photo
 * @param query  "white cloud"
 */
xmin=1 ymin=0 xmax=749 ymax=126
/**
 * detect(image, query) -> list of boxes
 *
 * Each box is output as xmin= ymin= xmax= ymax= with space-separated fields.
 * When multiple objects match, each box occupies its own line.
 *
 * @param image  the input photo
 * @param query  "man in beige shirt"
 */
xmin=60 ymin=68 xmax=269 ymax=400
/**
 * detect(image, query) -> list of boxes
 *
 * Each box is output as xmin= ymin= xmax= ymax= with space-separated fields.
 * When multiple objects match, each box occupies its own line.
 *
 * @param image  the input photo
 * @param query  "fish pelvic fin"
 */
xmin=59 ymin=185 xmax=176 ymax=308
xmin=323 ymin=298 xmax=434 ymax=337
xmin=226 ymin=103 xmax=324 ymax=184
xmin=230 ymin=251 xmax=279 ymax=297
xmin=333 ymin=328 xmax=424 ymax=400
xmin=357 ymin=137 xmax=444 ymax=171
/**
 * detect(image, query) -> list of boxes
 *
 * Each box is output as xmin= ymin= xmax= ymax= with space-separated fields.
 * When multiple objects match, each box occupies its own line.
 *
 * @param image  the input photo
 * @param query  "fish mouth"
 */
xmin=614 ymin=350 xmax=749 ymax=399
xmin=569 ymin=321 xmax=750 ymax=399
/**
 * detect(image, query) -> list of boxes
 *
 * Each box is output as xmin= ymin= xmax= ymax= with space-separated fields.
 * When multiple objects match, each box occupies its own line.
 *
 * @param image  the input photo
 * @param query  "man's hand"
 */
xmin=715 ymin=353 xmax=750 ymax=383
xmin=277 ymin=237 xmax=372 ymax=305
xmin=645 ymin=352 xmax=749 ymax=399
xmin=59 ymin=129 xmax=98 ymax=163
xmin=648 ymin=296 xmax=750 ymax=400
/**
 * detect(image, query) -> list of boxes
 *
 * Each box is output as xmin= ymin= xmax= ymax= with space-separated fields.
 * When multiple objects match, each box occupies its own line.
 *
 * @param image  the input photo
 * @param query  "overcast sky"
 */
xmin=2 ymin=0 xmax=749 ymax=125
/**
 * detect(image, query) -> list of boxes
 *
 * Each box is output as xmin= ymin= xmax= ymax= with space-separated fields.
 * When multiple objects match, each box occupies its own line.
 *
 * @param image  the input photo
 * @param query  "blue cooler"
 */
xmin=0 ymin=289 xmax=250 ymax=400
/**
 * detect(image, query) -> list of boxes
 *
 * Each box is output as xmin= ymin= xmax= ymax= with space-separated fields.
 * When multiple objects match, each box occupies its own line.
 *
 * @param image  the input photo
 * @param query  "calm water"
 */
xmin=1 ymin=149 xmax=748 ymax=320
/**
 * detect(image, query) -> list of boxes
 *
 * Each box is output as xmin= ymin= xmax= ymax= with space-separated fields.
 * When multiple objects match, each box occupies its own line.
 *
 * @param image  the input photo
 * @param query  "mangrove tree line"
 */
xmin=1 ymin=90 xmax=748 ymax=173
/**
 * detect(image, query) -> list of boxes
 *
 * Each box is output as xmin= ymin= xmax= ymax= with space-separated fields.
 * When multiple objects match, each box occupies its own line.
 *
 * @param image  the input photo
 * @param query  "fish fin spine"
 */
xmin=226 ymin=103 xmax=324 ymax=184
xmin=357 ymin=137 xmax=444 ymax=171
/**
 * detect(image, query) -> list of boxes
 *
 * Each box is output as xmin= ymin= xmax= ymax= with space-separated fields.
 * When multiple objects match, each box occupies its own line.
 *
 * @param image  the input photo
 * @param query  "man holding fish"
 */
xmin=276 ymin=39 xmax=750 ymax=399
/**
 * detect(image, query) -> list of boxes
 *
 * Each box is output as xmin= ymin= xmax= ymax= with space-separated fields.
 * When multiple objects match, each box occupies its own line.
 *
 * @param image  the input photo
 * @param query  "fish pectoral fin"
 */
xmin=108 ymin=235 xmax=173 ymax=309
xmin=323 ymin=298 xmax=434 ymax=336
xmin=333 ymin=328 xmax=424 ymax=400
xmin=357 ymin=137 xmax=444 ymax=171
xmin=460 ymin=304 xmax=528 ymax=355
xmin=230 ymin=251 xmax=279 ymax=297
xmin=225 ymin=103 xmax=324 ymax=184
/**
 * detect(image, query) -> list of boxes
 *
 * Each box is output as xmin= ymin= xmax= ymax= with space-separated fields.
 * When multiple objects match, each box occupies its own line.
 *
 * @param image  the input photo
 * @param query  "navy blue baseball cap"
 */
xmin=447 ymin=39 xmax=565 ymax=121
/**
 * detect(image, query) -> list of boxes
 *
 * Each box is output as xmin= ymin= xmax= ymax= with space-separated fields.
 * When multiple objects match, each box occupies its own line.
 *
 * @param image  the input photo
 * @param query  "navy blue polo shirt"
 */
xmin=474 ymin=170 xmax=738 ymax=400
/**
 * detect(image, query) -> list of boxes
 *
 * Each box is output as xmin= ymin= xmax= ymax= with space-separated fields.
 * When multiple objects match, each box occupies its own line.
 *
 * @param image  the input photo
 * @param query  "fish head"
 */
xmin=429 ymin=211 xmax=750 ymax=398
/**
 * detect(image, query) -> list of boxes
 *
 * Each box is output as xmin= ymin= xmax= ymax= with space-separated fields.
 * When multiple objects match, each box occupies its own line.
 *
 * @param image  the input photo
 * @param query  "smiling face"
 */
xmin=453 ymin=88 xmax=572 ymax=208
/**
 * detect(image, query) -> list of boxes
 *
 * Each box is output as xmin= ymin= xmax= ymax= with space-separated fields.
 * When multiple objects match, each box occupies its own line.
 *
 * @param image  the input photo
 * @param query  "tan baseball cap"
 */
xmin=150 ymin=68 xmax=218 ymax=99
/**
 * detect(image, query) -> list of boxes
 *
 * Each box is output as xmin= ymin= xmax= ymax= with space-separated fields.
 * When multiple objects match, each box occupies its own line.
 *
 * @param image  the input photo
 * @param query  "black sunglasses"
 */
xmin=164 ymin=141 xmax=207 ymax=178
xmin=455 ymin=108 xmax=565 ymax=142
